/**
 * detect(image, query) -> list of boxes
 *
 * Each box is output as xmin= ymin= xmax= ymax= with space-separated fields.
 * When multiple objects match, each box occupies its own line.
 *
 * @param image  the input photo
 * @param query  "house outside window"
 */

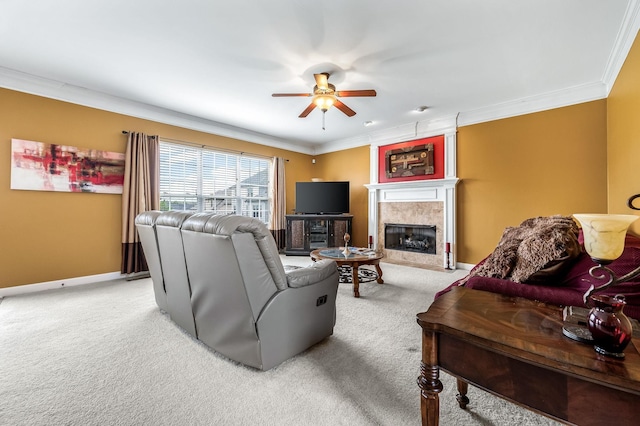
xmin=159 ymin=141 xmax=270 ymax=224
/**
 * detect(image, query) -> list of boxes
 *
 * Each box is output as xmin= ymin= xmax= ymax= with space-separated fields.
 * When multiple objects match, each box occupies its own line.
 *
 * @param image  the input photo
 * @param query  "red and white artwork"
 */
xmin=10 ymin=139 xmax=125 ymax=194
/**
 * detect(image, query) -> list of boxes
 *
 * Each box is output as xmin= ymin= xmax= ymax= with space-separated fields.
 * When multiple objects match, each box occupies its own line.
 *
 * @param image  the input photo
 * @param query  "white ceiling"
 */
xmin=1 ymin=1 xmax=638 ymax=154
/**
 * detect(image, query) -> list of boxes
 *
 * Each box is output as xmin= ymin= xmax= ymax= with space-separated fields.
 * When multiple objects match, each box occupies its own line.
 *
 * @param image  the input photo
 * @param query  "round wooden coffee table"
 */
xmin=310 ymin=248 xmax=384 ymax=297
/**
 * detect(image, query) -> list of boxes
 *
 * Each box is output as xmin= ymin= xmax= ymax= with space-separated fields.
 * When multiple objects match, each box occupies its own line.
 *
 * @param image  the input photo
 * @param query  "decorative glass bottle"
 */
xmin=587 ymin=294 xmax=633 ymax=358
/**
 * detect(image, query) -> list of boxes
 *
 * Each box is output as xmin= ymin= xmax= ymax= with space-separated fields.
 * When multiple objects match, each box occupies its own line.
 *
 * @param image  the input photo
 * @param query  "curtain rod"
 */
xmin=122 ymin=130 xmax=288 ymax=161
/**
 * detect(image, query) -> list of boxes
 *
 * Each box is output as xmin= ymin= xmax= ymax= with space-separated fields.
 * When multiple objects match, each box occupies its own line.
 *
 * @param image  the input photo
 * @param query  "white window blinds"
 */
xmin=159 ymin=141 xmax=270 ymax=224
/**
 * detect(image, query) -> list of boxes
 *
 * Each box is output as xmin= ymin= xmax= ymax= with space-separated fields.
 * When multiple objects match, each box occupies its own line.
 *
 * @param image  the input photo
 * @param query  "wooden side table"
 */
xmin=417 ymin=286 xmax=640 ymax=425
xmin=310 ymin=248 xmax=384 ymax=297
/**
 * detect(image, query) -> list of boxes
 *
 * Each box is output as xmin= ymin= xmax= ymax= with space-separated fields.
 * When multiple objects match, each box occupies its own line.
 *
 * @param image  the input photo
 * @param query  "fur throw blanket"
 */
xmin=463 ymin=215 xmax=582 ymax=284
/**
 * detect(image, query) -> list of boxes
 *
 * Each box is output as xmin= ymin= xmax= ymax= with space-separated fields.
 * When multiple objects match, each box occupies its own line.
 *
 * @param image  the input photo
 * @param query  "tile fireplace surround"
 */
xmin=365 ymin=130 xmax=458 ymax=270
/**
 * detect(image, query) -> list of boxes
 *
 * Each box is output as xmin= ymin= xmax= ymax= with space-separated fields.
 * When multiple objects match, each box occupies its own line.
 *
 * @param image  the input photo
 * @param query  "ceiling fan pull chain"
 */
xmin=322 ymin=110 xmax=326 ymax=130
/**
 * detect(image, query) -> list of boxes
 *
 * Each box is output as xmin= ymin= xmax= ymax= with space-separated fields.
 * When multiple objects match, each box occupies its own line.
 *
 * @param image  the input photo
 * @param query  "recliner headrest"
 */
xmin=135 ymin=210 xmax=162 ymax=226
xmin=182 ymin=213 xmax=270 ymax=239
xmin=156 ymin=211 xmax=195 ymax=228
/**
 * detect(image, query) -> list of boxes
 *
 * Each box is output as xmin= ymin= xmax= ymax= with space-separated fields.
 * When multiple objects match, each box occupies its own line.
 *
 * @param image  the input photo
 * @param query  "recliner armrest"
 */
xmin=286 ymin=259 xmax=338 ymax=288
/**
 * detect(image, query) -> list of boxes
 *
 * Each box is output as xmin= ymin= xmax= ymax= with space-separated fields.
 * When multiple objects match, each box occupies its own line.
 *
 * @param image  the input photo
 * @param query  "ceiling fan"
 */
xmin=272 ymin=73 xmax=376 ymax=120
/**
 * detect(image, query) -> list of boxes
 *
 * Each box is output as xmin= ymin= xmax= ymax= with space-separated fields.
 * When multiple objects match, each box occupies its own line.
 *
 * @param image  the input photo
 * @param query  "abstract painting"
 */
xmin=10 ymin=139 xmax=125 ymax=194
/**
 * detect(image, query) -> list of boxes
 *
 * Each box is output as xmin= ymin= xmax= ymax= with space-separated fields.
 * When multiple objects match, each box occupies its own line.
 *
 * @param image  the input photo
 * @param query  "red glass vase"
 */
xmin=587 ymin=294 xmax=633 ymax=358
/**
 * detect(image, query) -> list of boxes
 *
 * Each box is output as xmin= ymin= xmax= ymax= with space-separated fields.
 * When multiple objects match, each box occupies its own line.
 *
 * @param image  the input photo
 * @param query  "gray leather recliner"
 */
xmin=134 ymin=211 xmax=167 ymax=312
xmin=135 ymin=211 xmax=340 ymax=370
xmin=155 ymin=211 xmax=197 ymax=337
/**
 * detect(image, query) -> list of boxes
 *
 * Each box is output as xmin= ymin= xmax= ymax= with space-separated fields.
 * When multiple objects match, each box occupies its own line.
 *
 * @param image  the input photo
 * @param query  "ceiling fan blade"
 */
xmin=334 ymin=99 xmax=356 ymax=117
xmin=272 ymin=93 xmax=313 ymax=97
xmin=336 ymin=89 xmax=377 ymax=97
xmin=299 ymin=102 xmax=317 ymax=118
xmin=314 ymin=73 xmax=329 ymax=91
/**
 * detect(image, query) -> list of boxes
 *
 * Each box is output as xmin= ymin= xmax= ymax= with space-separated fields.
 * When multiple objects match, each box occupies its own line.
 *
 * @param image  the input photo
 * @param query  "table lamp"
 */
xmin=571 ymin=213 xmax=639 ymax=357
xmin=574 ymin=214 xmax=640 ymax=302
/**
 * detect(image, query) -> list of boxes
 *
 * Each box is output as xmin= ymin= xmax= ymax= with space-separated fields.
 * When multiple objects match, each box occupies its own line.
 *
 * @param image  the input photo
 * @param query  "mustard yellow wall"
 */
xmin=0 ymin=88 xmax=313 ymax=288
xmin=607 ymin=30 xmax=640 ymax=235
xmin=457 ymin=100 xmax=608 ymax=264
xmin=315 ymin=146 xmax=370 ymax=247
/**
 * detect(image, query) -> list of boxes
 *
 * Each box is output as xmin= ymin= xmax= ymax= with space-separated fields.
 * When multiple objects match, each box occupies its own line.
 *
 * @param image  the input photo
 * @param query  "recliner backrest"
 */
xmin=134 ymin=211 xmax=167 ymax=312
xmin=191 ymin=214 xmax=288 ymax=290
xmin=155 ymin=211 xmax=197 ymax=337
xmin=181 ymin=213 xmax=275 ymax=366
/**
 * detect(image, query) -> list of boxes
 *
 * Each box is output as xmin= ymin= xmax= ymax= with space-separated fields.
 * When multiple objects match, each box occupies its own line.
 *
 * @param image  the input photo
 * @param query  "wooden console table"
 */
xmin=416 ymin=287 xmax=640 ymax=425
xmin=285 ymin=214 xmax=352 ymax=255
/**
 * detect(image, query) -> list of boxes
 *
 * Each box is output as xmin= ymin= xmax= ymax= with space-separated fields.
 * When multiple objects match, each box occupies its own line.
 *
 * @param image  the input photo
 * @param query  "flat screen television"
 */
xmin=295 ymin=181 xmax=350 ymax=214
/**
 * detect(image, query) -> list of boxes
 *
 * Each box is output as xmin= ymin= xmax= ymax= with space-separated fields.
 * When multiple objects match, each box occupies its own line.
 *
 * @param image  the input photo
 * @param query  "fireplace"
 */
xmin=365 ymin=129 xmax=459 ymax=269
xmin=385 ymin=224 xmax=436 ymax=254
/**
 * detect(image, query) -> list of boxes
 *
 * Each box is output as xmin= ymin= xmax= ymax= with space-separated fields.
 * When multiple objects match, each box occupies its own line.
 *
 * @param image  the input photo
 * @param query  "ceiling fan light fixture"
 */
xmin=272 ymin=73 xmax=375 ymax=119
xmin=314 ymin=95 xmax=335 ymax=111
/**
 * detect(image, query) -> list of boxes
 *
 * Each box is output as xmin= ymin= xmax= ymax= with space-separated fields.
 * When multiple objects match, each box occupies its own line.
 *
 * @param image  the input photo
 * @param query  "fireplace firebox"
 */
xmin=385 ymin=223 xmax=436 ymax=254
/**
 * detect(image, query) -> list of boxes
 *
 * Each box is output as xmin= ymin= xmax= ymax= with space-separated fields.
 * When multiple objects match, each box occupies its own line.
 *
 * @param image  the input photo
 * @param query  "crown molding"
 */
xmin=322 ymin=76 xmax=609 ymax=151
xmin=457 ymin=81 xmax=607 ymax=127
xmin=603 ymin=0 xmax=640 ymax=94
xmin=313 ymin=114 xmax=458 ymax=154
xmin=363 ymin=114 xmax=457 ymax=148
xmin=0 ymin=66 xmax=314 ymax=155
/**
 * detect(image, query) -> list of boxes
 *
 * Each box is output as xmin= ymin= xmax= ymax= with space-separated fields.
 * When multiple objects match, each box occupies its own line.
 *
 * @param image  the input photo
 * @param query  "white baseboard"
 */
xmin=0 ymin=272 xmax=123 ymax=298
xmin=455 ymin=262 xmax=475 ymax=271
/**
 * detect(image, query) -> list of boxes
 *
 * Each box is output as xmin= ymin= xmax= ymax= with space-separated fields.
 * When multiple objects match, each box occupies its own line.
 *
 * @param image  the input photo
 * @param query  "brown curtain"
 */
xmin=269 ymin=157 xmax=286 ymax=250
xmin=121 ymin=132 xmax=159 ymax=274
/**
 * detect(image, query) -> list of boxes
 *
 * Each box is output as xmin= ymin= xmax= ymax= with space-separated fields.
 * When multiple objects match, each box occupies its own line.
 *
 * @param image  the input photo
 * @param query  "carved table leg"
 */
xmin=375 ymin=262 xmax=384 ymax=284
xmin=456 ymin=378 xmax=469 ymax=409
xmin=352 ymin=262 xmax=360 ymax=298
xmin=418 ymin=329 xmax=442 ymax=426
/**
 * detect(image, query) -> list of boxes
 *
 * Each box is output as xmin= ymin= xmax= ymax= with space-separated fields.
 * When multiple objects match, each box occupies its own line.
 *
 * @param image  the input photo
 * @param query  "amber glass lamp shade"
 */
xmin=573 ymin=214 xmax=639 ymax=264
xmin=313 ymin=95 xmax=335 ymax=111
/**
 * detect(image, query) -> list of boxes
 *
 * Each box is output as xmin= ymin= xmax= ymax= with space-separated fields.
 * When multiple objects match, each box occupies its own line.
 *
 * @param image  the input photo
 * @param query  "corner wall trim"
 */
xmin=0 ymin=272 xmax=123 ymax=298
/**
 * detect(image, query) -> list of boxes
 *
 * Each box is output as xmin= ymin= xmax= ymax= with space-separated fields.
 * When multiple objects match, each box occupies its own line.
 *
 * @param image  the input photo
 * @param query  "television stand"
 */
xmin=284 ymin=214 xmax=353 ymax=255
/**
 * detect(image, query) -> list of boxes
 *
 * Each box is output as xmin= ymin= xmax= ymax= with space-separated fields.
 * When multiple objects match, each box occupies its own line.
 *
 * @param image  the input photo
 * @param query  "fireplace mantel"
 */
xmin=365 ymin=130 xmax=458 ymax=268
xmin=365 ymin=178 xmax=459 ymax=193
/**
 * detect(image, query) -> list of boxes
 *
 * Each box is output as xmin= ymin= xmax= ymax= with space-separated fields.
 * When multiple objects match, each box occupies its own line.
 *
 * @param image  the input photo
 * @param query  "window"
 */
xmin=159 ymin=141 xmax=271 ymax=224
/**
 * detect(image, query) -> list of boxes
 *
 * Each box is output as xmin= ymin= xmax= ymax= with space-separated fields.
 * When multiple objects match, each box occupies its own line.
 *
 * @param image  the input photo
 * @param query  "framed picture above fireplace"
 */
xmin=385 ymin=143 xmax=434 ymax=179
xmin=378 ymin=135 xmax=444 ymax=183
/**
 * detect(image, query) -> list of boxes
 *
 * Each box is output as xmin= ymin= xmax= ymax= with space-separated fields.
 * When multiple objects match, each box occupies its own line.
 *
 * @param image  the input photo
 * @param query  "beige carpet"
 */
xmin=0 ymin=257 xmax=560 ymax=425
